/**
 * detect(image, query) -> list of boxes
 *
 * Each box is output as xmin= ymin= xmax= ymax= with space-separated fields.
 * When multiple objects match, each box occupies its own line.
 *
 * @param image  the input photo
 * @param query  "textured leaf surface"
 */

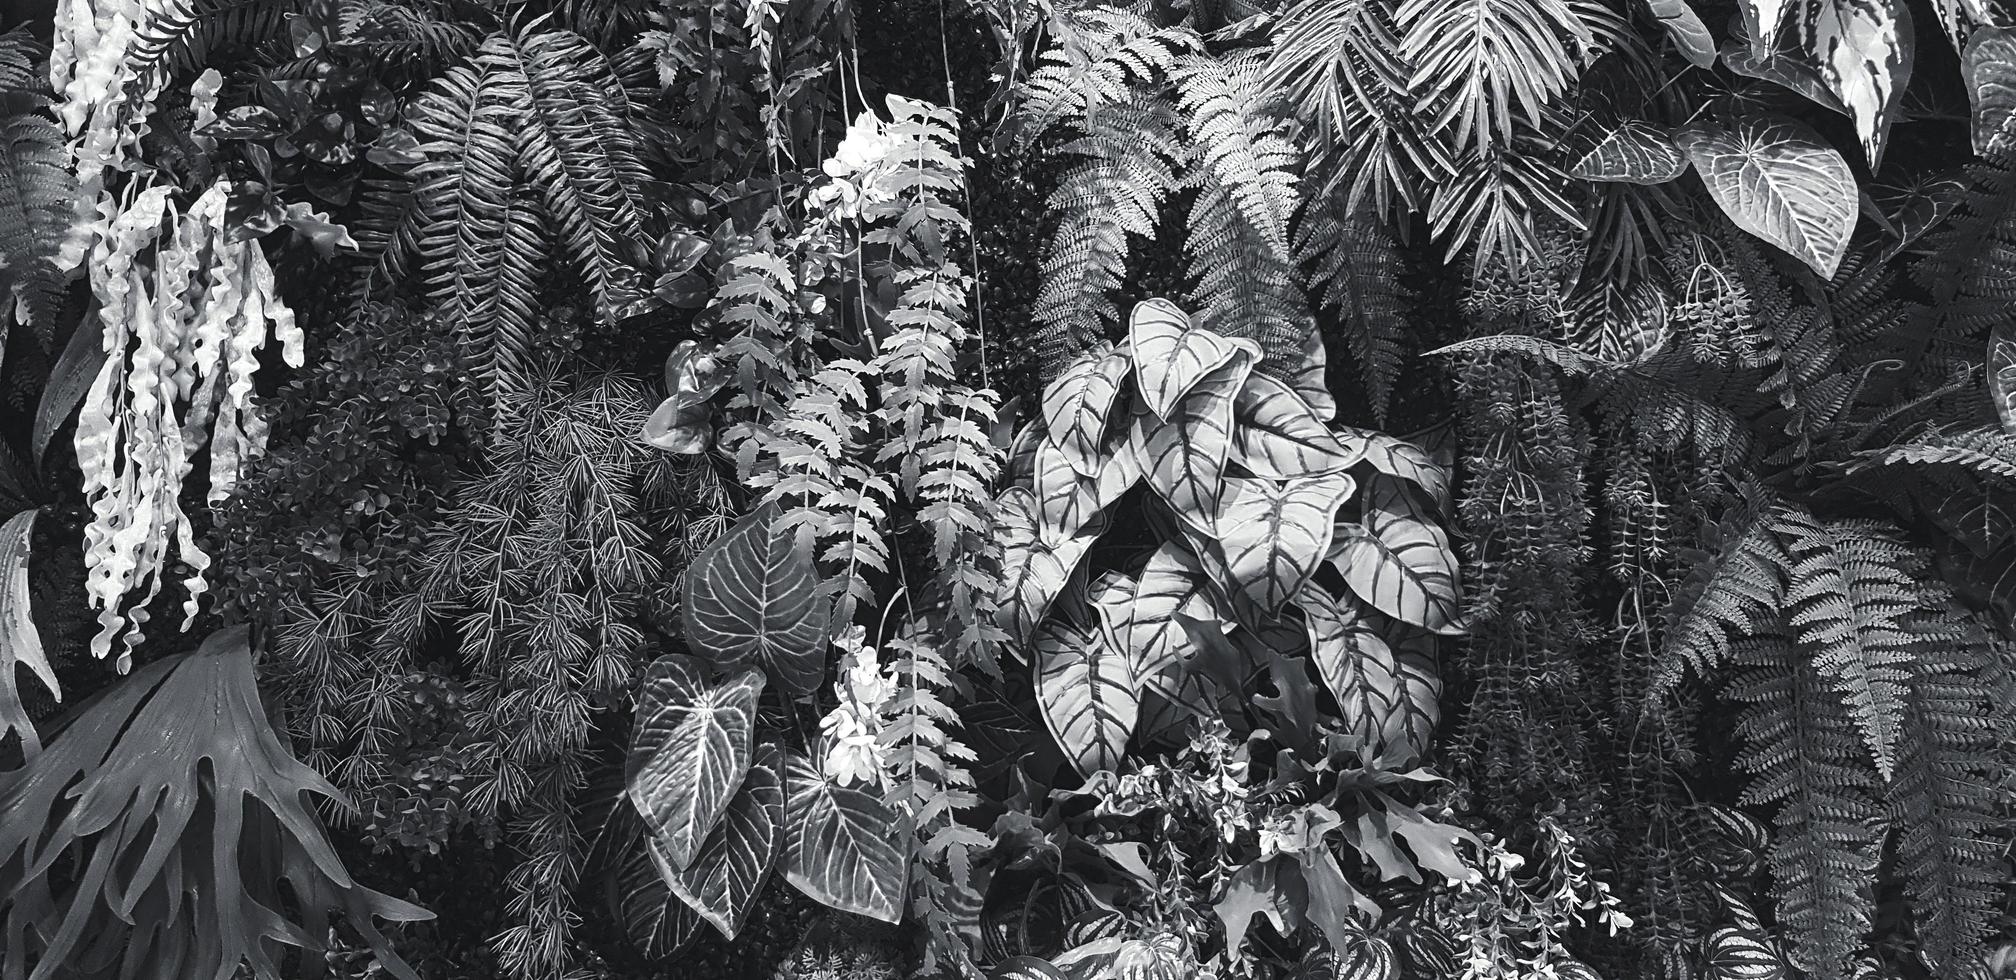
xmin=1232 ymin=373 xmax=1358 ymax=477
xmin=627 ymin=656 xmax=762 ymax=870
xmin=0 ymin=508 xmax=55 ymax=755
xmin=1090 ymin=542 xmax=1215 ymax=697
xmin=1303 ymin=587 xmax=1409 ymax=763
xmin=683 ymin=501 xmax=830 ymax=695
xmin=1569 ymin=120 xmax=1687 ymax=183
xmin=1677 ymin=117 xmax=1855 ymax=277
xmin=1646 ymin=0 xmax=1718 ymax=66
xmin=996 ymin=487 xmax=1105 ymax=644
xmin=1722 ymin=39 xmax=1850 ymax=114
xmin=1129 ymin=298 xmax=1253 ymax=419
xmin=1035 ymin=619 xmax=1139 ymax=775
xmin=782 ymin=754 xmax=906 ymax=922
xmin=1136 ymin=355 xmax=1250 ymax=531
xmin=1334 ymin=427 xmax=1444 ymax=503
xmin=1043 ymin=347 xmax=1134 ymax=476
xmin=656 ymin=744 xmax=782 ymax=939
xmin=1216 ymin=474 xmax=1357 ymax=617
xmin=1329 ymin=481 xmax=1463 ymax=635
xmin=1968 ymin=28 xmax=2016 ymax=157
xmin=1991 ymin=321 xmax=2016 ymax=437
xmin=33 ymin=321 xmax=106 ymax=468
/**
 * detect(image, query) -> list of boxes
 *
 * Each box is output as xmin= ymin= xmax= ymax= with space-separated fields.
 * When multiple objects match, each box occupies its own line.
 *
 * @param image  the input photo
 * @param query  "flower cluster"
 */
xmin=817 ymin=626 xmax=896 ymax=787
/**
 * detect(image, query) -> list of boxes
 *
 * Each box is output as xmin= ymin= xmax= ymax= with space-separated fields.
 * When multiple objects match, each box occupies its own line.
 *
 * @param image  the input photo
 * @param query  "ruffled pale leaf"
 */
xmin=1968 ymin=28 xmax=2016 ymax=157
xmin=626 ymin=656 xmax=762 ymax=871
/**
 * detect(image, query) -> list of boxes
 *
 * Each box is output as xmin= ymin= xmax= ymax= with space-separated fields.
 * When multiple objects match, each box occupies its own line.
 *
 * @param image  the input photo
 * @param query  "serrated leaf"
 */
xmin=1130 ymin=298 xmax=1256 ymax=419
xmin=627 ymin=656 xmax=763 ymax=870
xmin=1329 ymin=481 xmax=1463 ymax=635
xmin=1974 ymin=29 xmax=2016 ymax=160
xmin=1569 ymin=120 xmax=1688 ymax=183
xmin=1992 ymin=322 xmax=2016 ymax=437
xmin=1 ymin=509 xmax=57 ymax=755
xmin=1233 ymin=373 xmax=1358 ymax=478
xmin=1216 ymin=474 xmax=1358 ymax=617
xmin=1034 ymin=430 xmax=1141 ymax=541
xmin=1807 ymin=0 xmax=1913 ymax=166
xmin=1035 ymin=619 xmax=1139 ymax=776
xmin=996 ymin=487 xmax=1106 ymax=645
xmin=655 ymin=744 xmax=782 ymax=939
xmin=782 ymin=753 xmax=906 ymax=922
xmin=1043 ymin=347 xmax=1134 ymax=476
xmin=1645 ymin=0 xmax=1718 ymax=66
xmin=1136 ymin=356 xmax=1251 ymax=531
xmin=683 ymin=501 xmax=831 ymax=695
xmin=1677 ymin=116 xmax=1856 ymax=277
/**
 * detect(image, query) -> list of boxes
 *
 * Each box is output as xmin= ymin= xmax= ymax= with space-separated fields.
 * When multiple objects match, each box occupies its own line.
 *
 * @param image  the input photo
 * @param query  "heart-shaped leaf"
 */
xmin=1233 ymin=373 xmax=1358 ymax=478
xmin=1569 ymin=120 xmax=1687 ymax=183
xmin=1329 ymin=480 xmax=1463 ymax=635
xmin=1808 ymin=0 xmax=1912 ymax=166
xmin=1130 ymin=298 xmax=1256 ymax=419
xmin=1992 ymin=321 xmax=2016 ymax=436
xmin=655 ymin=744 xmax=783 ymax=938
xmin=1091 ymin=542 xmax=1214 ymax=687
xmin=1334 ymin=427 xmax=1444 ymax=504
xmin=1645 ymin=0 xmax=1717 ymax=66
xmin=1216 ymin=474 xmax=1358 ymax=617
xmin=1722 ymin=38 xmax=1850 ymax=114
xmin=1034 ymin=431 xmax=1141 ymax=542
xmin=1043 ymin=346 xmax=1134 ymax=476
xmin=0 ymin=509 xmax=57 ymax=755
xmin=584 ymin=780 xmax=706 ymax=961
xmin=1035 ymin=619 xmax=1139 ymax=776
xmin=683 ymin=501 xmax=831 ymax=695
xmin=626 ymin=656 xmax=763 ymax=870
xmin=1301 ymin=588 xmax=1439 ymax=766
xmin=996 ymin=487 xmax=1106 ymax=645
xmin=1136 ymin=355 xmax=1251 ymax=531
xmin=1971 ymin=29 xmax=2016 ymax=159
xmin=1676 ymin=116 xmax=1855 ymax=277
xmin=782 ymin=753 xmax=906 ymax=922
xmin=1388 ymin=626 xmax=1444 ymax=766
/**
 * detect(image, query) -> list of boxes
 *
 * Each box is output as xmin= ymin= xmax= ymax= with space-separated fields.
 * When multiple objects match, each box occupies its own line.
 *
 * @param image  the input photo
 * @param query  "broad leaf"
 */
xmin=1287 ymin=329 xmax=1337 ymax=422
xmin=655 ymin=744 xmax=783 ymax=939
xmin=1722 ymin=39 xmax=1850 ymax=114
xmin=1034 ymin=619 xmax=1139 ymax=776
xmin=1216 ymin=856 xmax=1306 ymax=956
xmin=584 ymin=779 xmax=705 ymax=961
xmin=1216 ymin=474 xmax=1358 ymax=617
xmin=1033 ymin=430 xmax=1141 ymax=541
xmin=1300 ymin=848 xmax=1379 ymax=946
xmin=1969 ymin=28 xmax=2016 ymax=157
xmin=1136 ymin=356 xmax=1251 ymax=531
xmin=996 ymin=487 xmax=1106 ymax=644
xmin=1645 ymin=0 xmax=1717 ymax=66
xmin=782 ymin=754 xmax=906 ymax=922
xmin=1992 ymin=321 xmax=2016 ymax=437
xmin=0 ymin=509 xmax=56 ymax=755
xmin=1232 ymin=373 xmax=1358 ymax=478
xmin=1303 ymin=588 xmax=1438 ymax=766
xmin=626 ymin=656 xmax=763 ymax=870
xmin=1569 ymin=120 xmax=1687 ymax=183
xmin=1329 ymin=481 xmax=1463 ymax=635
xmin=1335 ymin=427 xmax=1446 ymax=504
xmin=1042 ymin=346 xmax=1134 ymax=476
xmin=1387 ymin=627 xmax=1444 ymax=766
xmin=1807 ymin=0 xmax=1913 ymax=166
xmin=1090 ymin=542 xmax=1215 ymax=690
xmin=993 ymin=956 xmax=1072 ymax=980
xmin=1678 ymin=116 xmax=1856 ymax=277
xmin=683 ymin=501 xmax=831 ymax=695
xmin=1129 ymin=298 xmax=1257 ymax=419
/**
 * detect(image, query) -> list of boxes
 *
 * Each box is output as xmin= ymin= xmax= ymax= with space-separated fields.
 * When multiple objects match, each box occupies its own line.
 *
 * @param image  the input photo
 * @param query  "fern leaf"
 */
xmin=1011 ymin=8 xmax=1197 ymax=141
xmin=1185 ymin=175 xmax=1313 ymax=372
xmin=1651 ymin=496 xmax=1788 ymax=701
xmin=0 ymin=83 xmax=75 ymax=340
xmin=1172 ymin=53 xmax=1301 ymax=254
xmin=1294 ymin=194 xmax=1409 ymax=423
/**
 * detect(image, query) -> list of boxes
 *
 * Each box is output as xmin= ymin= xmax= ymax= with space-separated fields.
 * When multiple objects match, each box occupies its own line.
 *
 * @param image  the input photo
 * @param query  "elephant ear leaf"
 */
xmin=1042 ymin=345 xmax=1134 ymax=476
xmin=1214 ymin=474 xmax=1358 ymax=617
xmin=1033 ymin=431 xmax=1140 ymax=541
xmin=1676 ymin=115 xmax=1856 ymax=278
xmin=1334 ymin=427 xmax=1446 ymax=505
xmin=683 ymin=500 xmax=831 ymax=696
xmin=1136 ymin=355 xmax=1251 ymax=531
xmin=1329 ymin=479 xmax=1464 ymax=635
xmin=1232 ymin=373 xmax=1357 ymax=478
xmin=655 ymin=744 xmax=784 ymax=939
xmin=1302 ymin=588 xmax=1439 ymax=767
xmin=583 ymin=776 xmax=706 ymax=961
xmin=1035 ymin=619 xmax=1139 ymax=776
xmin=782 ymin=753 xmax=906 ymax=922
xmin=627 ymin=656 xmax=764 ymax=871
xmin=1130 ymin=298 xmax=1257 ymax=419
xmin=996 ymin=487 xmax=1106 ymax=644
xmin=1091 ymin=541 xmax=1214 ymax=693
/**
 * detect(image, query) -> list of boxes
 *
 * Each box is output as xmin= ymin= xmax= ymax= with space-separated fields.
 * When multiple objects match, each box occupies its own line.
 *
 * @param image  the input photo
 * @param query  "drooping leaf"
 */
xmin=583 ymin=778 xmax=706 ymax=961
xmin=1034 ymin=430 xmax=1140 ymax=541
xmin=1387 ymin=628 xmax=1444 ymax=767
xmin=1806 ymin=0 xmax=1913 ymax=166
xmin=626 ymin=656 xmax=763 ymax=871
xmin=1968 ymin=28 xmax=2016 ymax=157
xmin=1215 ymin=474 xmax=1358 ymax=617
xmin=1329 ymin=480 xmax=1464 ymax=635
xmin=1135 ymin=356 xmax=1251 ymax=531
xmin=1677 ymin=115 xmax=1856 ymax=277
xmin=1299 ymin=848 xmax=1379 ymax=945
xmin=1232 ymin=373 xmax=1359 ymax=478
xmin=33 ymin=317 xmax=107 ymax=469
xmin=1993 ymin=322 xmax=2016 ymax=436
xmin=655 ymin=744 xmax=783 ymax=939
xmin=1302 ymin=587 xmax=1411 ymax=763
xmin=1334 ymin=427 xmax=1445 ymax=504
xmin=1569 ymin=120 xmax=1688 ymax=183
xmin=996 ymin=487 xmax=1106 ymax=645
xmin=0 ymin=508 xmax=55 ymax=756
xmin=642 ymin=340 xmax=728 ymax=454
xmin=1043 ymin=346 xmax=1134 ymax=476
xmin=992 ymin=955 xmax=1072 ymax=980
xmin=1034 ymin=619 xmax=1139 ymax=776
xmin=1129 ymin=298 xmax=1257 ymax=419
xmin=1216 ymin=857 xmax=1307 ymax=957
xmin=1645 ymin=0 xmax=1718 ymax=66
xmin=782 ymin=753 xmax=906 ymax=923
xmin=682 ymin=501 xmax=831 ymax=695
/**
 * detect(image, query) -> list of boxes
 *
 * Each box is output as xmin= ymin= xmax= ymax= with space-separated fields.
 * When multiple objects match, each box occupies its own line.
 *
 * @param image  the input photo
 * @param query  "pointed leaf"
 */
xmin=1335 ymin=427 xmax=1445 ymax=504
xmin=1034 ymin=430 xmax=1140 ymax=541
xmin=589 ymin=789 xmax=705 ymax=960
xmin=1043 ymin=347 xmax=1134 ymax=476
xmin=1992 ymin=321 xmax=2016 ymax=437
xmin=0 ymin=509 xmax=56 ymax=755
xmin=1303 ymin=590 xmax=1439 ymax=766
xmin=1035 ymin=620 xmax=1139 ymax=776
xmin=1130 ymin=298 xmax=1255 ymax=419
xmin=1090 ymin=543 xmax=1216 ymax=711
xmin=1288 ymin=330 xmax=1338 ymax=422
xmin=1968 ymin=28 xmax=2016 ymax=157
xmin=657 ymin=744 xmax=783 ymax=939
xmin=34 ymin=319 xmax=108 ymax=468
xmin=627 ymin=657 xmax=763 ymax=870
xmin=683 ymin=501 xmax=831 ymax=695
xmin=1722 ymin=39 xmax=1850 ymax=114
xmin=1677 ymin=116 xmax=1856 ymax=277
xmin=1645 ymin=0 xmax=1718 ymax=66
xmin=1136 ymin=355 xmax=1250 ymax=531
xmin=782 ymin=754 xmax=905 ymax=922
xmin=1233 ymin=373 xmax=1358 ymax=478
xmin=1329 ymin=481 xmax=1463 ymax=635
xmin=1216 ymin=474 xmax=1358 ymax=617
xmin=1569 ymin=120 xmax=1688 ymax=183
xmin=1808 ymin=0 xmax=1912 ymax=166
xmin=996 ymin=487 xmax=1105 ymax=644
xmin=1217 ymin=856 xmax=1306 ymax=957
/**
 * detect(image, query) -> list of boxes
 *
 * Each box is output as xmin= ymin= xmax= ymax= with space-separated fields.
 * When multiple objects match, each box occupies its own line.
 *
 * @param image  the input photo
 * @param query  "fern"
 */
xmin=1649 ymin=494 xmax=1786 ymax=699
xmin=1294 ymin=195 xmax=1409 ymax=422
xmin=1010 ymin=7 xmax=1196 ymax=143
xmin=0 ymin=42 xmax=74 ymax=343
xmin=1171 ymin=53 xmax=1301 ymax=255
xmin=879 ymin=635 xmax=988 ymax=976
xmin=1776 ymin=511 xmax=1915 ymax=779
xmin=1912 ymin=157 xmax=2016 ymax=366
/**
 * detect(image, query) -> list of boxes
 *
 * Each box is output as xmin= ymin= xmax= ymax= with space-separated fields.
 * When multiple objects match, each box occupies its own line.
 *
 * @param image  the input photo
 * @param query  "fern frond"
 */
xmin=0 ymin=86 xmax=73 ymax=340
xmin=1650 ymin=495 xmax=1786 ymax=701
xmin=1295 ymin=192 xmax=1409 ymax=422
xmin=1171 ymin=52 xmax=1301 ymax=254
xmin=1185 ymin=174 xmax=1312 ymax=368
xmin=1011 ymin=8 xmax=1197 ymax=141
xmin=1854 ymin=427 xmax=2016 ymax=483
xmin=0 ymin=28 xmax=42 ymax=90
xmin=124 ymin=0 xmax=305 ymax=100
xmin=1913 ymin=158 xmax=2016 ymax=358
xmin=332 ymin=0 xmax=481 ymax=66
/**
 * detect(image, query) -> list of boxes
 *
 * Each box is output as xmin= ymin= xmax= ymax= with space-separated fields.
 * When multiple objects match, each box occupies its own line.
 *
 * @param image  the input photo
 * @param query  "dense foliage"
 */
xmin=2 ymin=0 xmax=2015 ymax=977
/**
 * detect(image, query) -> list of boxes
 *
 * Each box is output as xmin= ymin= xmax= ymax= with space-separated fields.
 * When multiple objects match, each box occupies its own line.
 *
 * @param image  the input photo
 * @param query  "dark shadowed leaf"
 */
xmin=0 ymin=509 xmax=55 ymax=757
xmin=682 ymin=501 xmax=830 ymax=695
xmin=1677 ymin=116 xmax=1856 ymax=277
xmin=1992 ymin=321 xmax=2016 ymax=436
xmin=1334 ymin=427 xmax=1446 ymax=505
xmin=1722 ymin=40 xmax=1850 ymax=114
xmin=1569 ymin=120 xmax=1687 ymax=183
xmin=34 ymin=316 xmax=107 ymax=468
xmin=655 ymin=744 xmax=783 ymax=938
xmin=782 ymin=753 xmax=906 ymax=922
xmin=626 ymin=656 xmax=763 ymax=870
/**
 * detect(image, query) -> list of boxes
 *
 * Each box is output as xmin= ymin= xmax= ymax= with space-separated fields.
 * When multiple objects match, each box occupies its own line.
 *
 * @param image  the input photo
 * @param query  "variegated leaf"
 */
xmin=1387 ymin=627 xmax=1443 ymax=766
xmin=1288 ymin=329 xmax=1337 ymax=422
xmin=1723 ymin=38 xmax=1850 ymax=115
xmin=1035 ymin=619 xmax=1139 ymax=776
xmin=1806 ymin=0 xmax=1913 ymax=166
xmin=1034 ymin=429 xmax=1141 ymax=541
xmin=683 ymin=501 xmax=830 ymax=695
xmin=1993 ymin=321 xmax=2016 ymax=436
xmin=782 ymin=753 xmax=905 ymax=922
xmin=1233 ymin=373 xmax=1357 ymax=478
xmin=1136 ymin=355 xmax=1251 ymax=531
xmin=996 ymin=487 xmax=1105 ymax=645
xmin=1676 ymin=116 xmax=1856 ymax=277
xmin=656 ymin=744 xmax=783 ymax=938
xmin=1130 ymin=298 xmax=1258 ymax=419
xmin=1569 ymin=120 xmax=1687 ymax=183
xmin=1302 ymin=587 xmax=1404 ymax=750
xmin=1005 ymin=421 xmax=1043 ymax=489
xmin=627 ymin=656 xmax=763 ymax=870
xmin=1969 ymin=28 xmax=2016 ymax=157
xmin=1329 ymin=480 xmax=1463 ymax=635
xmin=1090 ymin=542 xmax=1215 ymax=694
xmin=0 ymin=509 xmax=55 ymax=756
xmin=1216 ymin=474 xmax=1358 ymax=617
xmin=1335 ymin=427 xmax=1446 ymax=504
xmin=1043 ymin=346 xmax=1134 ymax=476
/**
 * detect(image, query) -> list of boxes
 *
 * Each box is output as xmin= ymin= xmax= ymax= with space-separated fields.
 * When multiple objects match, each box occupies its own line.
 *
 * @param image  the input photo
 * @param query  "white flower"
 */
xmin=822 ymin=111 xmax=891 ymax=179
xmin=819 ymin=708 xmax=885 ymax=787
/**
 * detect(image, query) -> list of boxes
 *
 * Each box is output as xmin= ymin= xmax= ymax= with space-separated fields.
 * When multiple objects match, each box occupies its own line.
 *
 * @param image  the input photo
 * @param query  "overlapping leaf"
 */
xmin=782 ymin=754 xmax=906 ymax=923
xmin=1129 ymin=298 xmax=1256 ymax=419
xmin=1335 ymin=427 xmax=1445 ymax=504
xmin=655 ymin=744 xmax=783 ymax=939
xmin=1676 ymin=116 xmax=1856 ymax=277
xmin=0 ymin=509 xmax=56 ymax=755
xmin=626 ymin=657 xmax=763 ymax=870
xmin=1035 ymin=619 xmax=1139 ymax=775
xmin=683 ymin=501 xmax=831 ymax=695
xmin=1034 ymin=430 xmax=1141 ymax=541
xmin=1968 ymin=28 xmax=2016 ymax=157
xmin=1042 ymin=346 xmax=1134 ymax=476
xmin=1136 ymin=356 xmax=1250 ymax=531
xmin=1329 ymin=480 xmax=1464 ymax=635
xmin=1090 ymin=543 xmax=1216 ymax=705
xmin=1646 ymin=0 xmax=1718 ymax=66
xmin=1993 ymin=322 xmax=2016 ymax=436
xmin=1805 ymin=0 xmax=1913 ymax=165
xmin=1569 ymin=121 xmax=1687 ymax=183
xmin=1232 ymin=373 xmax=1358 ymax=478
xmin=996 ymin=487 xmax=1106 ymax=644
xmin=1215 ymin=474 xmax=1357 ymax=617
xmin=1302 ymin=587 xmax=1409 ymax=759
